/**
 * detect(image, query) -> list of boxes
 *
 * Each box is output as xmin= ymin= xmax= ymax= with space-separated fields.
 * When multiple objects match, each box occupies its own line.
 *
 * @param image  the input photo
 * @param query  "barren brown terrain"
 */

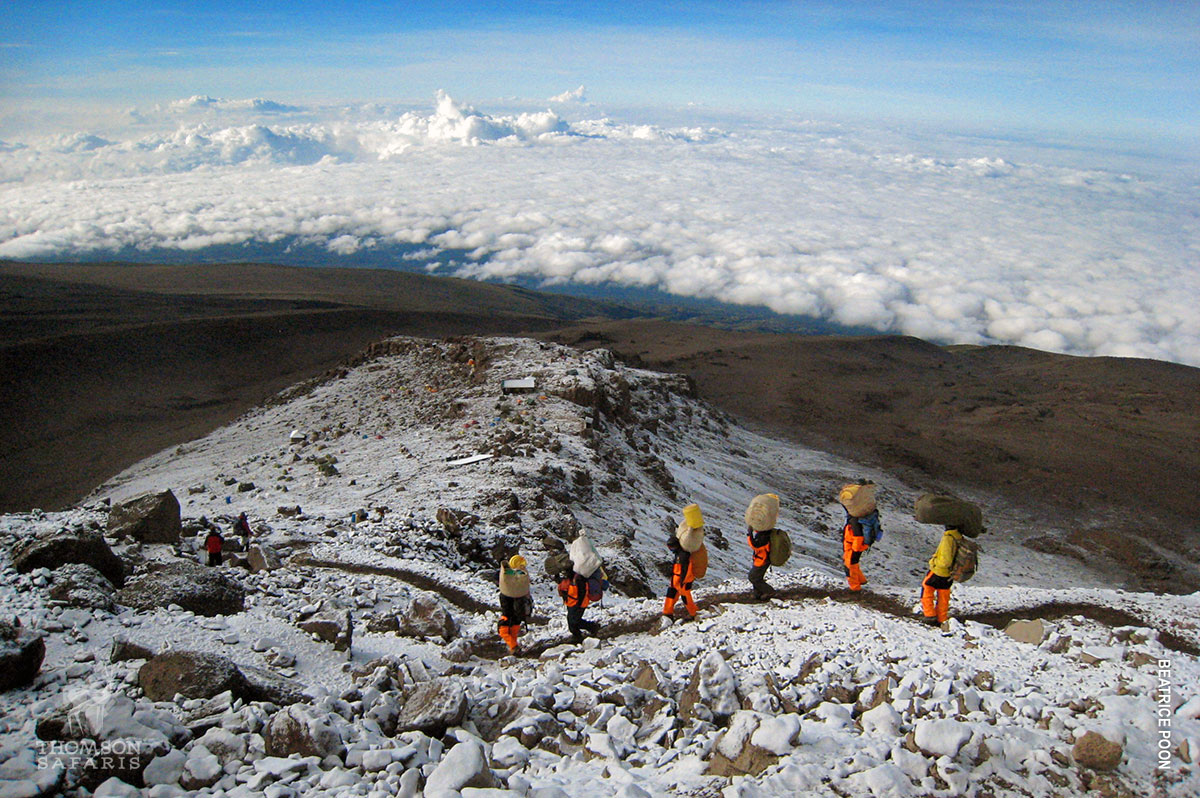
xmin=3 ymin=261 xmax=1197 ymax=591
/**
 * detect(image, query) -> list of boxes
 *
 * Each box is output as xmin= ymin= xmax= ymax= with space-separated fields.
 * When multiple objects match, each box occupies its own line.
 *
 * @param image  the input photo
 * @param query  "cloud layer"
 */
xmin=1 ymin=94 xmax=1196 ymax=366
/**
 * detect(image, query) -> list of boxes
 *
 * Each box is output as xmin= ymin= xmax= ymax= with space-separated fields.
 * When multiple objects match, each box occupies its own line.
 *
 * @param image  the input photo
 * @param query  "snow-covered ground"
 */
xmin=2 ymin=335 xmax=1197 ymax=797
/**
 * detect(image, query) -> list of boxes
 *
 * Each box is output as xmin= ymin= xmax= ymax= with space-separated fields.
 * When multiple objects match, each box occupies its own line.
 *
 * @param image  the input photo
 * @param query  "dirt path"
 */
xmin=299 ymin=556 xmax=1199 ymax=660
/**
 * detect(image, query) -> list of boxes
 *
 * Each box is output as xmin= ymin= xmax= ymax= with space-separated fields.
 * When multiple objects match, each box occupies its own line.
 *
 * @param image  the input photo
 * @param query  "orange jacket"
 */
xmin=843 ymin=518 xmax=870 ymax=558
xmin=558 ymin=573 xmax=591 ymax=609
xmin=747 ymin=528 xmax=771 ymax=568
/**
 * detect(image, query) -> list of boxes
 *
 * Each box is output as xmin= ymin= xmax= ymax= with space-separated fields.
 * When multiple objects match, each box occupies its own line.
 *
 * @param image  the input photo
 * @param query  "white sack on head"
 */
xmin=569 ymin=535 xmax=602 ymax=578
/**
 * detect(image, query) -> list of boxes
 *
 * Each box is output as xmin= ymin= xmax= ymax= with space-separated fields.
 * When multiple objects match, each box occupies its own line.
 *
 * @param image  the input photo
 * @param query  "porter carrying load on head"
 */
xmin=498 ymin=554 xmax=533 ymax=654
xmin=745 ymin=493 xmax=787 ymax=599
xmin=838 ymin=481 xmax=882 ymax=592
xmin=663 ymin=503 xmax=707 ymax=623
xmin=914 ymin=493 xmax=983 ymax=627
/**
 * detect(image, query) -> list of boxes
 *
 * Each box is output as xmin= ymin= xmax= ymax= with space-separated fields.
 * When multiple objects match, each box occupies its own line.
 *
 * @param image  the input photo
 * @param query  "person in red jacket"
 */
xmin=204 ymin=529 xmax=224 ymax=566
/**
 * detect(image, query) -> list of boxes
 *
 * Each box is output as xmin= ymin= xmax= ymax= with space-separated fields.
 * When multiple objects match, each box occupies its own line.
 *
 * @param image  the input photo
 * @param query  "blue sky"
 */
xmin=2 ymin=1 xmax=1198 ymax=149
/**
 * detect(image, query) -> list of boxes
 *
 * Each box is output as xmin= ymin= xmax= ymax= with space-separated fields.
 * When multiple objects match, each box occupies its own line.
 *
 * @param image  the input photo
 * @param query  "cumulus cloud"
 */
xmin=168 ymin=95 xmax=303 ymax=113
xmin=0 ymin=93 xmax=1196 ymax=366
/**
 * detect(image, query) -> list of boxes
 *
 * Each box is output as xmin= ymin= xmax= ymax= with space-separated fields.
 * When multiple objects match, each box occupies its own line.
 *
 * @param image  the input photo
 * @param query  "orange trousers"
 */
xmin=663 ymin=576 xmax=697 ymax=618
xmin=921 ymin=571 xmax=952 ymax=623
xmin=498 ymin=619 xmax=520 ymax=652
xmin=844 ymin=549 xmax=867 ymax=591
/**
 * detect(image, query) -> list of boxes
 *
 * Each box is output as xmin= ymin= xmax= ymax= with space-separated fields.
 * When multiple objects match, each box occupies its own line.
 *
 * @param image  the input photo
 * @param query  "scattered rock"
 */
xmin=0 ymin=618 xmax=45 ymax=692
xmin=264 ymin=704 xmax=344 ymax=759
xmin=116 ymin=561 xmax=245 ymax=616
xmin=138 ymin=651 xmax=246 ymax=702
xmin=47 ymin=563 xmax=117 ymax=611
xmin=12 ymin=527 xmax=125 ymax=587
xmin=238 ymin=664 xmax=309 ymax=706
xmin=1073 ymin=730 xmax=1123 ymax=771
xmin=394 ymin=678 xmax=467 ymax=737
xmin=913 ymin=719 xmax=972 ymax=759
xmin=179 ymin=744 xmax=222 ymax=790
xmin=435 ymin=507 xmax=479 ymax=534
xmin=395 ymin=595 xmax=457 ymax=641
xmin=1004 ymin=618 xmax=1047 ymax=646
xmin=110 ymin=637 xmax=155 ymax=663
xmin=707 ymin=711 xmax=780 ymax=777
xmin=297 ymin=609 xmax=353 ymax=651
xmin=424 ymin=739 xmax=497 ymax=797
xmin=107 ymin=491 xmax=182 ymax=544
xmin=247 ymin=543 xmax=283 ymax=573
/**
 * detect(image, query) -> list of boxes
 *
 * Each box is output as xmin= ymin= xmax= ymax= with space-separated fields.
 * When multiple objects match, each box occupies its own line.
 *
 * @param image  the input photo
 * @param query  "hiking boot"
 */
xmin=922 ymin=616 xmax=941 ymax=627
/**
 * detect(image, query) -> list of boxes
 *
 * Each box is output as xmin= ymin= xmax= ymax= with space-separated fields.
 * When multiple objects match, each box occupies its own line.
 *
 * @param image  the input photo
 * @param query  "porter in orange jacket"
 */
xmin=558 ymin=571 xmax=597 ymax=643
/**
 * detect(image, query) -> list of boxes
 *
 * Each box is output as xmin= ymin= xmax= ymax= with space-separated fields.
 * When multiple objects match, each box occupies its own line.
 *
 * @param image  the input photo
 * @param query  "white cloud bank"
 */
xmin=0 ymin=93 xmax=1197 ymax=366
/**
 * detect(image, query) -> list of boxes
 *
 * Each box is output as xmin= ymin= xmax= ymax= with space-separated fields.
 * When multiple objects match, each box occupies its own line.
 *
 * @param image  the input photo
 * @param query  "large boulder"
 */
xmin=48 ymin=563 xmax=117 ymax=611
xmin=12 ymin=527 xmax=125 ymax=587
xmin=394 ymin=678 xmax=468 ymax=737
xmin=0 ymin=618 xmax=45 ymax=692
xmin=297 ymin=609 xmax=353 ymax=652
xmin=706 ymin=711 xmax=785 ymax=777
xmin=238 ymin=665 xmax=308 ymax=706
xmin=116 ymin=561 xmax=244 ymax=616
xmin=264 ymin=704 xmax=343 ymax=759
xmin=246 ymin=544 xmax=282 ymax=573
xmin=395 ymin=595 xmax=457 ymax=641
xmin=138 ymin=651 xmax=246 ymax=702
xmin=108 ymin=491 xmax=182 ymax=544
xmin=423 ymin=739 xmax=497 ymax=797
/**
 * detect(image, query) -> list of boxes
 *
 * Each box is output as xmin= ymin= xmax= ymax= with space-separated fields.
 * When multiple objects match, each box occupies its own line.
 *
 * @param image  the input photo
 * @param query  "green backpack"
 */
xmin=768 ymin=529 xmax=792 ymax=566
xmin=949 ymin=537 xmax=980 ymax=582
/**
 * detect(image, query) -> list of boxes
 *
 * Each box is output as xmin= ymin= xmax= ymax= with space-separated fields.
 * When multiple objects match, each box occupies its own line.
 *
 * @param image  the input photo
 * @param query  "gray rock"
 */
xmin=138 ymin=651 xmax=246 ymax=702
xmin=12 ymin=527 xmax=125 ymax=587
xmin=246 ymin=544 xmax=282 ymax=573
xmin=110 ymin=637 xmax=156 ymax=663
xmin=0 ymin=617 xmax=45 ymax=692
xmin=116 ymin=561 xmax=244 ymax=616
xmin=264 ymin=704 xmax=343 ymax=759
xmin=297 ymin=609 xmax=352 ymax=652
xmin=48 ymin=563 xmax=117 ymax=611
xmin=394 ymin=678 xmax=467 ymax=737
xmin=108 ymin=491 xmax=182 ymax=544
xmin=424 ymin=739 xmax=496 ymax=795
xmin=396 ymin=595 xmax=457 ymax=641
xmin=238 ymin=665 xmax=308 ymax=706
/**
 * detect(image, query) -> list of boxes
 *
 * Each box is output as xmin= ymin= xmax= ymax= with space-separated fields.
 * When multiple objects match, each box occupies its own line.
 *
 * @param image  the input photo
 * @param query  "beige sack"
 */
xmin=838 ymin=483 xmax=877 ymax=518
xmin=499 ymin=567 xmax=531 ymax=598
xmin=676 ymin=520 xmax=704 ymax=553
xmin=745 ymin=493 xmax=780 ymax=532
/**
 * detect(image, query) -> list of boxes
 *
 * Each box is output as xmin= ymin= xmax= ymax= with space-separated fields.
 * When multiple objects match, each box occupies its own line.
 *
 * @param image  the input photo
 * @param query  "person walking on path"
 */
xmin=921 ymin=526 xmax=962 ymax=626
xmin=839 ymin=481 xmax=881 ymax=592
xmin=558 ymin=569 xmax=598 ymax=643
xmin=204 ymin=528 xmax=224 ymax=567
xmin=498 ymin=555 xmax=532 ymax=654
xmin=663 ymin=503 xmax=706 ymax=623
xmin=233 ymin=512 xmax=252 ymax=550
xmin=745 ymin=493 xmax=780 ymax=600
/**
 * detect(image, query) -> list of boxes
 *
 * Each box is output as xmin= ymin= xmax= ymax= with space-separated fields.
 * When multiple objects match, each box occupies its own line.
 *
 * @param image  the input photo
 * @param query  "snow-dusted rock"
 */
xmin=264 ymin=704 xmax=344 ymax=759
xmin=394 ymin=678 xmax=468 ymax=736
xmin=247 ymin=543 xmax=283 ymax=573
xmin=297 ymin=608 xmax=353 ymax=651
xmin=179 ymin=745 xmax=222 ymax=790
xmin=11 ymin=527 xmax=125 ymax=586
xmin=707 ymin=710 xmax=780 ymax=777
xmin=238 ymin=664 xmax=309 ymax=706
xmin=47 ymin=563 xmax=117 ymax=611
xmin=93 ymin=777 xmax=143 ymax=798
xmin=912 ymin=718 xmax=971 ymax=759
xmin=142 ymin=749 xmax=186 ymax=787
xmin=138 ymin=650 xmax=245 ymax=702
xmin=117 ymin=561 xmax=245 ymax=616
xmin=395 ymin=594 xmax=457 ymax=641
xmin=0 ymin=618 xmax=44 ymax=692
xmin=196 ymin=727 xmax=246 ymax=766
xmin=846 ymin=763 xmax=914 ymax=797
xmin=424 ymin=738 xmax=497 ymax=797
xmin=691 ymin=650 xmax=739 ymax=721
xmin=1073 ymin=730 xmax=1123 ymax=771
xmin=109 ymin=636 xmax=155 ymax=663
xmin=490 ymin=736 xmax=530 ymax=769
xmin=1004 ymin=618 xmax=1047 ymax=645
xmin=108 ymin=490 xmax=182 ymax=544
xmin=860 ymin=702 xmax=903 ymax=738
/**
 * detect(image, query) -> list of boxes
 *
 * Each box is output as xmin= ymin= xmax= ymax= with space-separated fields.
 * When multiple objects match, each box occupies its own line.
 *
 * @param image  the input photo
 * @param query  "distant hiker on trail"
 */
xmin=745 ymin=493 xmax=781 ymax=600
xmin=662 ymin=503 xmax=708 ymax=625
xmin=234 ymin=512 xmax=252 ymax=549
xmin=498 ymin=554 xmax=532 ymax=655
xmin=560 ymin=534 xmax=605 ymax=643
xmin=839 ymin=481 xmax=882 ymax=592
xmin=914 ymin=493 xmax=984 ymax=628
xmin=204 ymin=529 xmax=224 ymax=567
